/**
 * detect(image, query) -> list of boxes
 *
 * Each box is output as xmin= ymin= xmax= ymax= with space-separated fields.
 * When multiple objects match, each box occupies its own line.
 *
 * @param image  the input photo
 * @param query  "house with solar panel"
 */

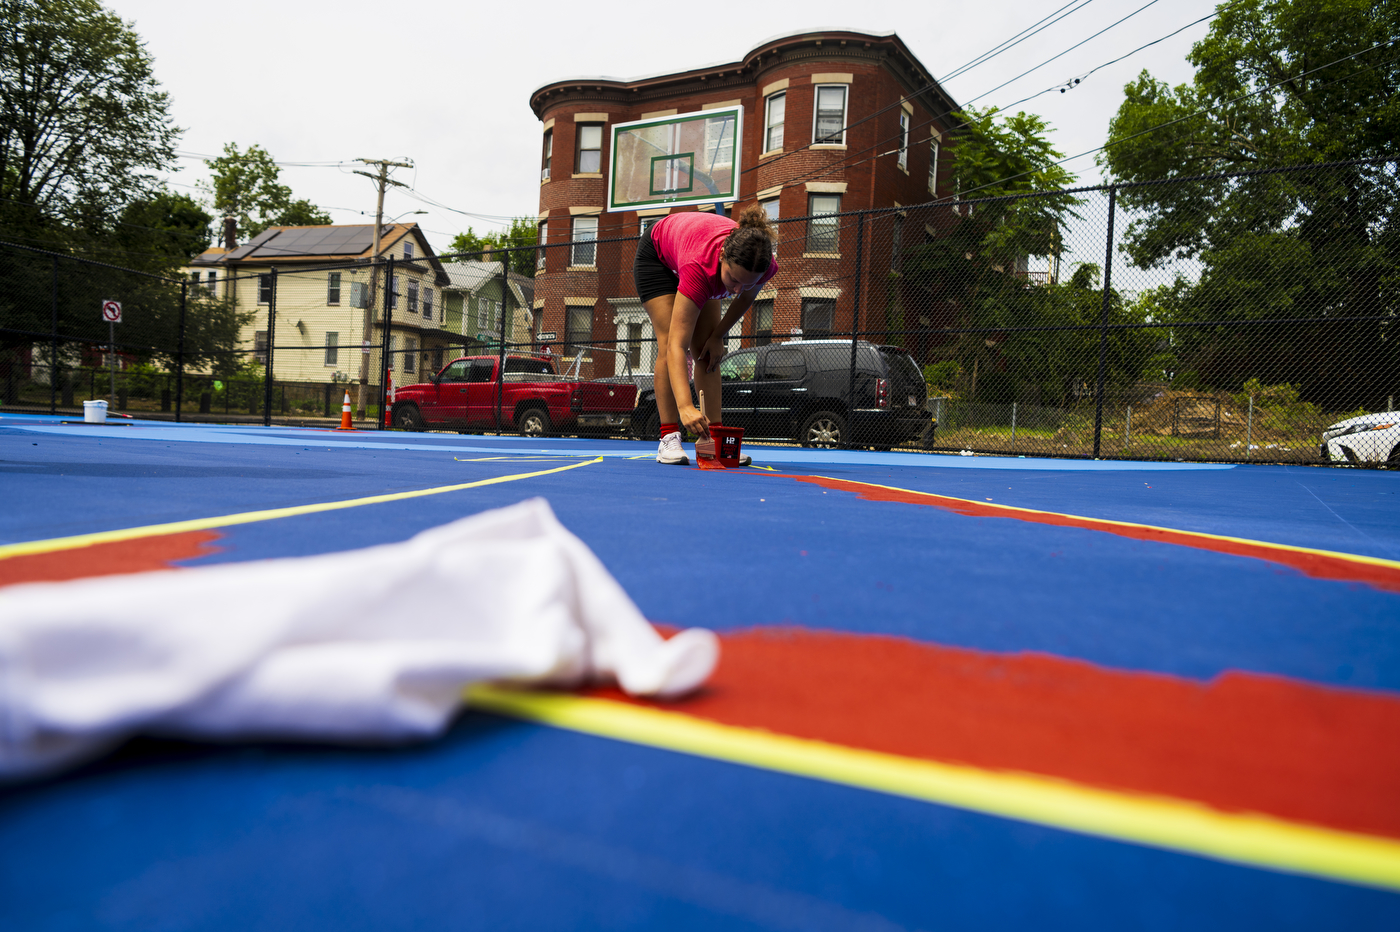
xmin=188 ymin=222 xmax=452 ymax=390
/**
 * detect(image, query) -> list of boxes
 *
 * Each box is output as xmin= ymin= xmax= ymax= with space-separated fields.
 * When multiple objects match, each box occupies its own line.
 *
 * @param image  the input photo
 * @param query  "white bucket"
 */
xmin=83 ymin=400 xmax=108 ymax=424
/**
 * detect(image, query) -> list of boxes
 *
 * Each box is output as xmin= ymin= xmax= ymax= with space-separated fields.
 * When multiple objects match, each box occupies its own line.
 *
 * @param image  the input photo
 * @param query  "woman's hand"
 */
xmin=680 ymin=403 xmax=710 ymax=438
xmin=696 ymin=335 xmax=727 ymax=373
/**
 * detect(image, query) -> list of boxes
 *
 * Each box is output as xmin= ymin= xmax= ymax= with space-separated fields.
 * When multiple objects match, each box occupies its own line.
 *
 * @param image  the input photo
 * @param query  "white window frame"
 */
xmin=327 ymin=271 xmax=341 ymax=305
xmin=806 ymin=194 xmax=841 ymax=254
xmin=564 ymin=305 xmax=592 ymax=354
xmin=761 ymin=197 xmax=780 ymax=255
xmin=324 ymin=331 xmax=339 ymax=366
xmin=576 ymin=123 xmax=603 ymax=173
xmin=750 ymin=298 xmax=773 ymax=346
xmin=764 ymin=91 xmax=785 ymax=152
xmin=897 ymin=111 xmax=910 ymax=172
xmin=407 ymin=280 xmax=419 ymax=315
xmin=929 ymin=138 xmax=939 ymax=194
xmin=403 ymin=242 xmax=414 ymax=260
xmin=812 ymin=85 xmax=848 ymax=145
xmin=571 ymin=216 xmax=598 ymax=267
xmin=536 ymin=219 xmax=547 ymax=269
xmin=541 ymin=129 xmax=553 ymax=182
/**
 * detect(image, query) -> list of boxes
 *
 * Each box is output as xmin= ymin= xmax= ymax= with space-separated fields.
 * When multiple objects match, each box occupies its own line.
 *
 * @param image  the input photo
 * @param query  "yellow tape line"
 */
xmin=0 ymin=457 xmax=603 ymax=560
xmin=469 ymin=685 xmax=1400 ymax=892
xmin=810 ymin=475 xmax=1400 ymax=573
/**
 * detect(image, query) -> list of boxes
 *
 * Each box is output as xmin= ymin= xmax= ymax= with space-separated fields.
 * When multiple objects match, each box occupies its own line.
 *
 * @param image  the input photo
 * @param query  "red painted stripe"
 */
xmin=0 ymin=531 xmax=223 ymax=588
xmin=599 ymin=627 xmax=1400 ymax=839
xmin=782 ymin=474 xmax=1400 ymax=594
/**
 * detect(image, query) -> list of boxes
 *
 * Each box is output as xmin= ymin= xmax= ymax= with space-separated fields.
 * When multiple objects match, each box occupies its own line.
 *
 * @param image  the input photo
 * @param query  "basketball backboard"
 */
xmin=608 ymin=107 xmax=743 ymax=212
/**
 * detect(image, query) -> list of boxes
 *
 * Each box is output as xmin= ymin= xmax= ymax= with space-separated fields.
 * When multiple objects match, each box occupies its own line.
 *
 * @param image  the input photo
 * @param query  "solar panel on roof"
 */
xmin=242 ymin=226 xmax=369 ymax=257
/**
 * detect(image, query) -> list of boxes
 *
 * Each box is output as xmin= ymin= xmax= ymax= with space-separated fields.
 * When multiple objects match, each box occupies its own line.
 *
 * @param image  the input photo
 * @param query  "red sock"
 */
xmin=660 ymin=423 xmax=679 ymax=436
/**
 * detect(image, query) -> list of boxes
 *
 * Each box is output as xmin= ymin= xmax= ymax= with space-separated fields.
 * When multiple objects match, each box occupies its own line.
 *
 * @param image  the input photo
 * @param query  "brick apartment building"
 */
xmin=529 ymin=28 xmax=963 ymax=374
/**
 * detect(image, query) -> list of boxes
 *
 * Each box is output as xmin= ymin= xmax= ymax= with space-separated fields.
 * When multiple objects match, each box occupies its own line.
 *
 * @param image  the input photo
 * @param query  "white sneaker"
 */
xmin=657 ymin=430 xmax=689 ymax=465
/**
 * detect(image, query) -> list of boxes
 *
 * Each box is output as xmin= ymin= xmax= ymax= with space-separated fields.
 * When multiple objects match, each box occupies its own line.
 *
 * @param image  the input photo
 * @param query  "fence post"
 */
xmin=50 ymin=256 xmax=58 ymax=414
xmin=263 ymin=267 xmax=277 ymax=427
xmin=175 ymin=279 xmax=187 ymax=422
xmin=1092 ymin=184 xmax=1118 ymax=458
xmin=496 ymin=259 xmax=509 ymax=433
xmin=846 ymin=214 xmax=865 ymax=450
xmin=1246 ymin=394 xmax=1254 ymax=460
xmin=1011 ymin=401 xmax=1017 ymax=451
xmin=378 ymin=256 xmax=395 ymax=430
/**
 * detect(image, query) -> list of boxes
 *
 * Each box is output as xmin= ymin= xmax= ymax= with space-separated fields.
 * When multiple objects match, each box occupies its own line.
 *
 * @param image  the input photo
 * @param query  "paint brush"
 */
xmin=695 ymin=390 xmax=719 ymax=466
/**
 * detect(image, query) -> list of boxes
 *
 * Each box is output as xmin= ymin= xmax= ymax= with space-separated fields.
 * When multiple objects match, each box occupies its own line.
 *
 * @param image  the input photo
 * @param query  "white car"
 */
xmin=1321 ymin=411 xmax=1400 ymax=464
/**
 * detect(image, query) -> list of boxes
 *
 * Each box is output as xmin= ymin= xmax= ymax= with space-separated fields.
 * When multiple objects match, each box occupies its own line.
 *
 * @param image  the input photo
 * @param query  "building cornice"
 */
xmin=529 ymin=29 xmax=961 ymax=131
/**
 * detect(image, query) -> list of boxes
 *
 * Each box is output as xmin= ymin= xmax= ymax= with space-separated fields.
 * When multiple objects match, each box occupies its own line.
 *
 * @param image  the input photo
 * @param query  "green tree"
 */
xmin=0 ymin=0 xmax=178 ymax=238
xmin=895 ymin=106 xmax=1093 ymax=393
xmin=114 ymin=191 xmax=213 ymax=263
xmin=444 ymin=216 xmax=539 ymax=277
xmin=0 ymin=0 xmax=189 ymax=391
xmin=203 ymin=143 xmax=330 ymax=240
xmin=1099 ymin=0 xmax=1400 ymax=408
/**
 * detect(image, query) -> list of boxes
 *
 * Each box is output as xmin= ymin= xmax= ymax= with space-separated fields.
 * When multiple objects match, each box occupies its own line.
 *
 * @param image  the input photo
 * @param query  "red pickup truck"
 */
xmin=389 ymin=355 xmax=636 ymax=436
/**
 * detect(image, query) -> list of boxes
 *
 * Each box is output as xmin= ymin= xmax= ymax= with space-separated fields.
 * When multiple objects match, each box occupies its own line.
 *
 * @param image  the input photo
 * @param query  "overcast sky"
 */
xmin=109 ymin=0 xmax=1220 ymax=251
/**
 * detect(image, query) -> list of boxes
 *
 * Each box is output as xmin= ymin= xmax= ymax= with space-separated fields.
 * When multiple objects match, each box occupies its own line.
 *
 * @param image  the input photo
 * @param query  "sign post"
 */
xmin=101 ymin=300 xmax=122 ymax=404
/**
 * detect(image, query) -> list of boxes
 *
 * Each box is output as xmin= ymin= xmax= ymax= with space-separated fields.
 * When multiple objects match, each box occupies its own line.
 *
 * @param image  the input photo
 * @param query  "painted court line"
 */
xmin=468 ymin=686 xmax=1400 ymax=892
xmin=4 ymin=416 xmax=1234 ymax=470
xmin=0 ymin=457 xmax=602 ymax=559
xmin=785 ymin=474 xmax=1400 ymax=593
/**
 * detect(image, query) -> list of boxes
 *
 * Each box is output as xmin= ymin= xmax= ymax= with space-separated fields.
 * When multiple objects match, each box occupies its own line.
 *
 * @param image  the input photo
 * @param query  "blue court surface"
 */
xmin=2 ymin=412 xmax=1399 ymax=930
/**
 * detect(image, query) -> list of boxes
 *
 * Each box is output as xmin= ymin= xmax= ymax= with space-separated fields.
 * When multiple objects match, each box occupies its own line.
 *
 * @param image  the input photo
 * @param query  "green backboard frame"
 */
xmin=609 ymin=107 xmax=743 ymax=212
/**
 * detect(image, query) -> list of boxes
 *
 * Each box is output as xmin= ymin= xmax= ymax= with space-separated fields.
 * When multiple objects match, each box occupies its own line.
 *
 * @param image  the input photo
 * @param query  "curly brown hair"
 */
xmin=720 ymin=203 xmax=777 ymax=273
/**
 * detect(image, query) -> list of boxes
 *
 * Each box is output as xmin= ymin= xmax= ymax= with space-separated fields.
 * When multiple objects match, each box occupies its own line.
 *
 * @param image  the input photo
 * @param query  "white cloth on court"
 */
xmin=0 ymin=498 xmax=718 ymax=780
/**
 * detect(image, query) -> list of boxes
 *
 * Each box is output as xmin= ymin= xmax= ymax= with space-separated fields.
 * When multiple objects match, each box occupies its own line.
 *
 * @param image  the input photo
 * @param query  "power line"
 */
xmin=915 ymin=40 xmax=1400 ymax=210
xmin=174 ymin=150 xmax=350 ymax=168
xmin=763 ymin=42 xmax=1398 ymax=262
xmin=938 ymin=0 xmax=1101 ymax=84
xmin=768 ymin=8 xmax=1221 ymax=196
xmin=957 ymin=0 xmax=1167 ymax=108
xmin=742 ymin=0 xmax=1104 ymax=179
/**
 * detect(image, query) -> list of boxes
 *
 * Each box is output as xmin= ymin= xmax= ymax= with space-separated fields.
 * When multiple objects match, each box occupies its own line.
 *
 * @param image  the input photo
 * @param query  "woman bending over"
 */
xmin=632 ymin=204 xmax=779 ymax=464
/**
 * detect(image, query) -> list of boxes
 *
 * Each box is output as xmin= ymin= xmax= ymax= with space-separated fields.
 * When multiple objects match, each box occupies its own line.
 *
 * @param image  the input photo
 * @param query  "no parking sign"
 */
xmin=101 ymin=300 xmax=122 ymax=323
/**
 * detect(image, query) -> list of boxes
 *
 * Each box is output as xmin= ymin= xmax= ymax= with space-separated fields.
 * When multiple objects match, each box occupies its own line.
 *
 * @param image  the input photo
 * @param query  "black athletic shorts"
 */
xmin=633 ymin=223 xmax=680 ymax=304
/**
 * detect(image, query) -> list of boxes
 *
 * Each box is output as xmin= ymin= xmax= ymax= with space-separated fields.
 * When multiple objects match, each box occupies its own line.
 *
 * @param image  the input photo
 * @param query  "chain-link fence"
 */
xmin=3 ymin=157 xmax=1396 ymax=465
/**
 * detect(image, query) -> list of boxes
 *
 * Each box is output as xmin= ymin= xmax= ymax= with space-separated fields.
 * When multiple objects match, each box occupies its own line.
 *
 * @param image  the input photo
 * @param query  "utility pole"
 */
xmin=352 ymin=158 xmax=412 ymax=418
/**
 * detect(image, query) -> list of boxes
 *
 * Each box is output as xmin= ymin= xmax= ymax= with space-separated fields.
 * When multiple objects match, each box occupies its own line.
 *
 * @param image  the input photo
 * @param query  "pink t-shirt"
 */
xmin=651 ymin=212 xmax=778 ymax=307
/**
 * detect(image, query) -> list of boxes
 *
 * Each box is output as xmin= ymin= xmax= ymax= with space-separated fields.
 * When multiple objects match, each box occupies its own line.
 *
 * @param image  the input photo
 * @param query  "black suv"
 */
xmin=634 ymin=340 xmax=929 ymax=448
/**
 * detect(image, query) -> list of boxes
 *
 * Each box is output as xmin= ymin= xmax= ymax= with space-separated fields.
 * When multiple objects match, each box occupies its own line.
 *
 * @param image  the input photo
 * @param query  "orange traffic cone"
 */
xmin=336 ymin=390 xmax=355 ymax=430
xmin=384 ymin=368 xmax=395 ymax=428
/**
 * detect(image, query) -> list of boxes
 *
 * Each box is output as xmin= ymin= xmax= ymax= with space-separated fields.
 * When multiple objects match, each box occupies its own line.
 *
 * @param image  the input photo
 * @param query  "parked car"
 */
xmin=1321 ymin=411 xmax=1400 ymax=464
xmin=390 ymin=354 xmax=636 ymax=435
xmin=632 ymin=340 xmax=930 ymax=448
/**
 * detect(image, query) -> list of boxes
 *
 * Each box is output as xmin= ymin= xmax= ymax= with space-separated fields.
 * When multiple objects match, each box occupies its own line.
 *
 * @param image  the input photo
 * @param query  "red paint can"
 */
xmin=711 ymin=425 xmax=744 ymax=467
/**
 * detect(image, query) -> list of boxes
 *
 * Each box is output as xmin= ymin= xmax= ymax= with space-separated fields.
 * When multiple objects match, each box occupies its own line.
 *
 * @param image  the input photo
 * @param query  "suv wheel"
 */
xmin=393 ymin=404 xmax=425 ymax=432
xmin=518 ymin=407 xmax=551 ymax=437
xmin=800 ymin=410 xmax=847 ymax=448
